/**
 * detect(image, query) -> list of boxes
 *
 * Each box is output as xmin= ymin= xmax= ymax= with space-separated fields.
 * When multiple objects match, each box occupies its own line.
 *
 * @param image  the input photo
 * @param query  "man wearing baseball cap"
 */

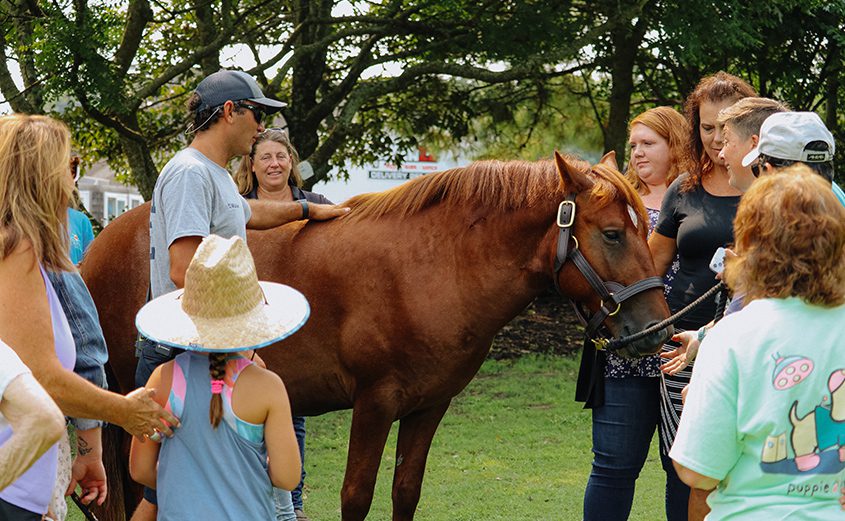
xmin=741 ymin=111 xmax=845 ymax=204
xmin=132 ymin=69 xmax=347 ymax=521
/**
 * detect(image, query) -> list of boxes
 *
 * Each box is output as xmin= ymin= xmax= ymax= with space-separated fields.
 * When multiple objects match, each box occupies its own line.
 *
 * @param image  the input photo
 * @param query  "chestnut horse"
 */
xmin=81 ymin=152 xmax=670 ymax=520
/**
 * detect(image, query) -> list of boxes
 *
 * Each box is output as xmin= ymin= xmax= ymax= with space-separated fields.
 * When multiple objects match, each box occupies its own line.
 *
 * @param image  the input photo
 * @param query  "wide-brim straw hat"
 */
xmin=136 ymin=235 xmax=309 ymax=352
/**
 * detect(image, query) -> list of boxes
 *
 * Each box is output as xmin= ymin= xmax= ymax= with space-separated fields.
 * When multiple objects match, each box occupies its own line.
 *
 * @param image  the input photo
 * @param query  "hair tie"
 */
xmin=210 ymin=379 xmax=225 ymax=395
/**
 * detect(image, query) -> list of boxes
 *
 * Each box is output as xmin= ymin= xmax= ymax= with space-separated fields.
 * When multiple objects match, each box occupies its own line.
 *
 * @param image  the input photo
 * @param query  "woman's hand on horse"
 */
xmin=659 ymin=331 xmax=700 ymax=375
xmin=121 ymin=387 xmax=180 ymax=440
xmin=309 ymin=203 xmax=350 ymax=220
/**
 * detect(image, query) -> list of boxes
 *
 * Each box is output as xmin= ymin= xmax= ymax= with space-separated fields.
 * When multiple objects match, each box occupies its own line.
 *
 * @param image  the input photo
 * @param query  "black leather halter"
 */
xmin=552 ymin=193 xmax=664 ymax=352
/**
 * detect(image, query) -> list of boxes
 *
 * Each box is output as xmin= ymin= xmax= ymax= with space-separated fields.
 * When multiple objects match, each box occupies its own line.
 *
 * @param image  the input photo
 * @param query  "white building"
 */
xmin=311 ymin=149 xmax=464 ymax=203
xmin=77 ymin=161 xmax=145 ymax=225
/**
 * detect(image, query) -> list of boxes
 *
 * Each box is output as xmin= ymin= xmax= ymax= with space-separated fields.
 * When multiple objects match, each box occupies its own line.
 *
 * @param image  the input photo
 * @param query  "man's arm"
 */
xmin=246 ymin=199 xmax=349 ymax=230
xmin=168 ymin=236 xmax=203 ymax=289
xmin=0 ymin=373 xmax=65 ymax=491
xmin=66 ymin=427 xmax=107 ymax=506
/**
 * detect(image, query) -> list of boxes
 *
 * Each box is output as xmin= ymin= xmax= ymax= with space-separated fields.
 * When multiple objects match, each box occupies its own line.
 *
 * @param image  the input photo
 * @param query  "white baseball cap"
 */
xmin=741 ymin=112 xmax=835 ymax=167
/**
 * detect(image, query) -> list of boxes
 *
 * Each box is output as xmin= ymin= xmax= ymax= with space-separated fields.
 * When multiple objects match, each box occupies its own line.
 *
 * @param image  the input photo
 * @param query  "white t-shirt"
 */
xmin=0 ymin=340 xmax=31 ymax=431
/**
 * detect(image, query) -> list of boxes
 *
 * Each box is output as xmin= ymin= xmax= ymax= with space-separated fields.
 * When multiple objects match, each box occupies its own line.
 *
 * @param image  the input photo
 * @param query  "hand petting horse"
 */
xmin=81 ymin=151 xmax=671 ymax=520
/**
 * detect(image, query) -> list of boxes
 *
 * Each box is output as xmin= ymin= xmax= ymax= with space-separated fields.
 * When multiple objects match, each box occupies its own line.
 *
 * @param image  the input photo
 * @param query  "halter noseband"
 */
xmin=552 ymin=193 xmax=664 ymax=352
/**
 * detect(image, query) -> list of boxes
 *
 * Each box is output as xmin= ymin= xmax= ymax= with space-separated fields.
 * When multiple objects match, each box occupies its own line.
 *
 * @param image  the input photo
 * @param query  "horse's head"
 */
xmin=551 ymin=151 xmax=672 ymax=358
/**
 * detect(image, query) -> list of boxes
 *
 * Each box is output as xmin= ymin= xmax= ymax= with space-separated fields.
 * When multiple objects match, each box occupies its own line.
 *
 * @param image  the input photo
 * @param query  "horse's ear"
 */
xmin=599 ymin=150 xmax=619 ymax=171
xmin=554 ymin=150 xmax=590 ymax=192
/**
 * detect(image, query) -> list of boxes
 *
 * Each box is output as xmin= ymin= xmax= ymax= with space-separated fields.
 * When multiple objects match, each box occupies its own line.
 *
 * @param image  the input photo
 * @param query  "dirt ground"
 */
xmin=489 ymin=289 xmax=585 ymax=359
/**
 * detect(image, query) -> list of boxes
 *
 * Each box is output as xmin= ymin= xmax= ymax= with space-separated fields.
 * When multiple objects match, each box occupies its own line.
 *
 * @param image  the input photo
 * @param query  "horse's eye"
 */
xmin=602 ymin=230 xmax=621 ymax=243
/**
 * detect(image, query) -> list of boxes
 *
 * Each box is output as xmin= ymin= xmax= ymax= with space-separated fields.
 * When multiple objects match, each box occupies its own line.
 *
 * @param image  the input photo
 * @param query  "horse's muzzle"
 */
xmin=618 ymin=322 xmax=674 ymax=358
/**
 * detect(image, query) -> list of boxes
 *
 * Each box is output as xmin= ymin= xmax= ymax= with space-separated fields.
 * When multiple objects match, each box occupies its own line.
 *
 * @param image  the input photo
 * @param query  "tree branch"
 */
xmin=114 ymin=0 xmax=153 ymax=76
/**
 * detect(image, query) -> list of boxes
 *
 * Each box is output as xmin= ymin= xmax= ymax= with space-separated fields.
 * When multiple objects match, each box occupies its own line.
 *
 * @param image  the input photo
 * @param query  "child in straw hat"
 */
xmin=129 ymin=235 xmax=308 ymax=519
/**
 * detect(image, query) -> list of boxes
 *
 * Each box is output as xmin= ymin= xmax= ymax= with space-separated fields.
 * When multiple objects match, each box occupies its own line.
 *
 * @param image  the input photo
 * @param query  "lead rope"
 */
xmin=70 ymin=491 xmax=100 ymax=521
xmin=602 ymin=281 xmax=725 ymax=351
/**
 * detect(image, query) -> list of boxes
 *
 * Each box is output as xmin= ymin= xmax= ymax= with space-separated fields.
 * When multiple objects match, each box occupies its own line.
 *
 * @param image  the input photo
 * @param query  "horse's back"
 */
xmin=81 ymin=203 xmax=151 ymax=391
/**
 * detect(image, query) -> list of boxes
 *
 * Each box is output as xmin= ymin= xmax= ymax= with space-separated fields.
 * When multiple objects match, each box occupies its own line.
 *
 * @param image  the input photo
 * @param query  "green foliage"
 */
xmin=2 ymin=0 xmax=844 ymax=192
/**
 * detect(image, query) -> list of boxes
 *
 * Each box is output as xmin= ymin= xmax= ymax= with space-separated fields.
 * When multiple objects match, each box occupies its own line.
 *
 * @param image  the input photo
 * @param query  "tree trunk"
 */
xmin=120 ymin=134 xmax=159 ymax=200
xmin=604 ymin=15 xmax=647 ymax=165
xmin=289 ymin=0 xmax=332 ymax=167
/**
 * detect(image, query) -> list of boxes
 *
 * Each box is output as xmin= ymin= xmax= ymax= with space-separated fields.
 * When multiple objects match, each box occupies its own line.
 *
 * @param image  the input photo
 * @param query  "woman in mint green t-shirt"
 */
xmin=671 ymin=167 xmax=845 ymax=520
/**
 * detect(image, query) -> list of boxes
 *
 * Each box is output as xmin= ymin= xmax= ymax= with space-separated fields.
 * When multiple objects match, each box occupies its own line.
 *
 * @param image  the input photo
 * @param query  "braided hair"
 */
xmin=208 ymin=353 xmax=228 ymax=428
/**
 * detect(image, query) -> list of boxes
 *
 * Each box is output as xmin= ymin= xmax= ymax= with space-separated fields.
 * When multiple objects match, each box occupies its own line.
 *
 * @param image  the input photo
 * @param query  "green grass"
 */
xmin=69 ymin=356 xmax=665 ymax=520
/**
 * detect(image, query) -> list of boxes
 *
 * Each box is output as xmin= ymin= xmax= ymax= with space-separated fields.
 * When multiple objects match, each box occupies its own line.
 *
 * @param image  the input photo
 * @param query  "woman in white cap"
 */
xmin=129 ymin=234 xmax=307 ymax=519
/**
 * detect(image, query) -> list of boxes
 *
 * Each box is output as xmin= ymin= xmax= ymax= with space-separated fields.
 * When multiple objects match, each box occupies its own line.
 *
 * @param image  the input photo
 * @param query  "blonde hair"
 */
xmin=0 ymin=114 xmax=74 ymax=272
xmin=234 ymin=130 xmax=302 ymax=196
xmin=716 ymin=97 xmax=789 ymax=140
xmin=624 ymin=106 xmax=691 ymax=195
xmin=725 ymin=165 xmax=845 ymax=306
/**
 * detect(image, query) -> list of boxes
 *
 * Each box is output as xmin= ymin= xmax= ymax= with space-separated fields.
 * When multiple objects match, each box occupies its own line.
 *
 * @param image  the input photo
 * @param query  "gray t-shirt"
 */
xmin=149 ymin=148 xmax=251 ymax=298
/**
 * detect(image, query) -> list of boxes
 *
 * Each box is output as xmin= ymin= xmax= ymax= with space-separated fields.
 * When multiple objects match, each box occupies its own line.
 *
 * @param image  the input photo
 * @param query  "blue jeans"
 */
xmin=290 ymin=415 xmax=306 ymax=510
xmin=660 ymin=447 xmax=690 ymax=521
xmin=583 ymin=376 xmax=659 ymax=521
xmin=273 ymin=488 xmax=296 ymax=521
xmin=47 ymin=271 xmax=109 ymax=430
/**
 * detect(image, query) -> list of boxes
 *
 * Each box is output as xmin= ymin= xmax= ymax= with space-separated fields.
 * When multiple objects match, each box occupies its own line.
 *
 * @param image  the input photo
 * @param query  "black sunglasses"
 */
xmin=234 ymin=102 xmax=264 ymax=125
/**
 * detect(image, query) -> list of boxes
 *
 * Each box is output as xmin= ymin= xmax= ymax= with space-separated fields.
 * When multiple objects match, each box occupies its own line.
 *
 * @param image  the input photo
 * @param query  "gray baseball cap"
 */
xmin=741 ymin=112 xmax=835 ymax=167
xmin=194 ymin=70 xmax=286 ymax=113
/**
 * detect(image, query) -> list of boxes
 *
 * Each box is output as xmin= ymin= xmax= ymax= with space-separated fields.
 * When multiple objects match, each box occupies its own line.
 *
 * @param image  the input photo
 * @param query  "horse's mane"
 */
xmin=340 ymin=156 xmax=646 ymax=228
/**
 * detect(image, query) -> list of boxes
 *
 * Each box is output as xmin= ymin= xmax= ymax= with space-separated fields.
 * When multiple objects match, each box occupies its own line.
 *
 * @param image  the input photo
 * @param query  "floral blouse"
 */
xmin=604 ymin=207 xmax=680 ymax=378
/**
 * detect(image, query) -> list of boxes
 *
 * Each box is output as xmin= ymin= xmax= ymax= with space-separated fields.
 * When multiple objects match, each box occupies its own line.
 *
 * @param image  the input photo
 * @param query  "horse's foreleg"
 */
xmin=341 ymin=390 xmax=397 ymax=521
xmin=391 ymin=400 xmax=451 ymax=521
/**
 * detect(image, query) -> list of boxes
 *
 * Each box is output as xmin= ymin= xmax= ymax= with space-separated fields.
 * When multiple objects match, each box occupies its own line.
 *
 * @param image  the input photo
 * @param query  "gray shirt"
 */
xmin=149 ymin=148 xmax=251 ymax=298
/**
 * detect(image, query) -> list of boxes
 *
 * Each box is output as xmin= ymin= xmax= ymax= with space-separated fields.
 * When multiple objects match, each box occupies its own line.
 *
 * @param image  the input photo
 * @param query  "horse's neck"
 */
xmin=449 ymin=204 xmax=559 ymax=324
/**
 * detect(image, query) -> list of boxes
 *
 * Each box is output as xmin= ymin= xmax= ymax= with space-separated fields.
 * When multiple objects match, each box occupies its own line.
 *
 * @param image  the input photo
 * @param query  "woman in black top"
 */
xmin=235 ymin=129 xmax=332 ymax=206
xmin=648 ymin=71 xmax=755 ymax=521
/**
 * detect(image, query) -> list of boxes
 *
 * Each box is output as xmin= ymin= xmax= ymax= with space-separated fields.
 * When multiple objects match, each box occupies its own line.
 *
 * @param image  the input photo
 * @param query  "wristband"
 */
xmin=299 ymin=199 xmax=309 ymax=219
xmin=697 ymin=326 xmax=708 ymax=343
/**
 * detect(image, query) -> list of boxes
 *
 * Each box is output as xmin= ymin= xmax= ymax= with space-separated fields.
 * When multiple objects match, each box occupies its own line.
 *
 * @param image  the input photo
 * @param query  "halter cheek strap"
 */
xmin=550 ymin=193 xmax=665 ymax=409
xmin=552 ymin=193 xmax=664 ymax=347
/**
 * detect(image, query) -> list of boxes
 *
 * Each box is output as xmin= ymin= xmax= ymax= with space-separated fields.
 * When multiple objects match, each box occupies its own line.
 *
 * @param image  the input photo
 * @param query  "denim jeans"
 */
xmin=660 ymin=447 xmax=690 ymax=521
xmin=47 ymin=271 xmax=109 ymax=430
xmin=290 ymin=415 xmax=306 ymax=510
xmin=273 ymin=488 xmax=296 ymax=521
xmin=583 ymin=376 xmax=660 ymax=521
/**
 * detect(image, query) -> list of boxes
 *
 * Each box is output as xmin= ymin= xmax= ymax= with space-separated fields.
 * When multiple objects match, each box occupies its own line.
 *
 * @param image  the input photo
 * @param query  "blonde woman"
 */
xmin=234 ymin=129 xmax=331 ymax=204
xmin=234 ymin=129 xmax=331 ymax=520
xmin=0 ymin=114 xmax=178 ymax=518
xmin=672 ymin=167 xmax=845 ymax=519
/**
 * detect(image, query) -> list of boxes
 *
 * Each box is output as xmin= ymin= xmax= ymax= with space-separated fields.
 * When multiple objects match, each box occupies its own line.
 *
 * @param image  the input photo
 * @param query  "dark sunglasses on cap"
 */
xmin=234 ymin=101 xmax=264 ymax=125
